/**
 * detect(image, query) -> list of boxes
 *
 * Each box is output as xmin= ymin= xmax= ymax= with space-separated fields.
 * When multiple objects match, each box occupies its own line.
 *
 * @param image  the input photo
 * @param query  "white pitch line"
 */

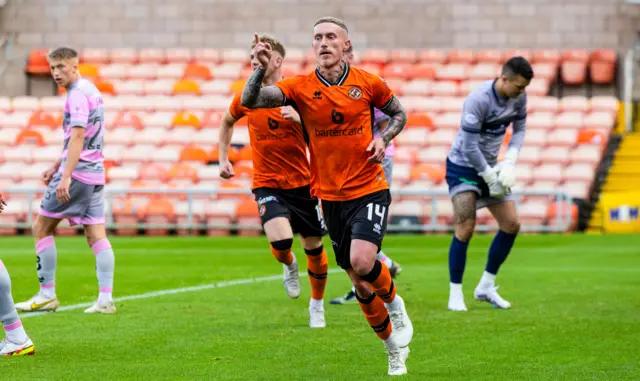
xmin=20 ymin=268 xmax=344 ymax=319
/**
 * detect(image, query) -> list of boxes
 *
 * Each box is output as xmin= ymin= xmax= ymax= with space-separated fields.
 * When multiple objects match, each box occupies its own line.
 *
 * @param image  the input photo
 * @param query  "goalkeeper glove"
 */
xmin=497 ymin=148 xmax=519 ymax=189
xmin=479 ymin=166 xmax=506 ymax=198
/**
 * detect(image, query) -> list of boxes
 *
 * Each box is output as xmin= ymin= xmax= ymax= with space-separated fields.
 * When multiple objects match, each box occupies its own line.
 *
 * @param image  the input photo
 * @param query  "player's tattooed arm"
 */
xmin=240 ymin=67 xmax=284 ymax=109
xmin=379 ymin=96 xmax=408 ymax=145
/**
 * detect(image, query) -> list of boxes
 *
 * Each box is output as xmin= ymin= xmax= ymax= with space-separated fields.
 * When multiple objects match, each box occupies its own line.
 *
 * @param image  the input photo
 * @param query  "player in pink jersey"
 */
xmin=15 ymin=47 xmax=116 ymax=315
xmin=0 ymin=193 xmax=35 ymax=356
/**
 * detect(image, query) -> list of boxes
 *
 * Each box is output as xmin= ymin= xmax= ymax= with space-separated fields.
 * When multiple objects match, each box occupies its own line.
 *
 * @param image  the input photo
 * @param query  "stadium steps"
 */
xmin=586 ymin=133 xmax=639 ymax=233
xmin=578 ymin=134 xmax=622 ymax=231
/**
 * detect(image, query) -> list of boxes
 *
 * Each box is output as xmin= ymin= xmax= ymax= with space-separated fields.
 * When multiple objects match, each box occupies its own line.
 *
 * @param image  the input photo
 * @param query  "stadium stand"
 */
xmin=0 ymin=47 xmax=619 ymax=235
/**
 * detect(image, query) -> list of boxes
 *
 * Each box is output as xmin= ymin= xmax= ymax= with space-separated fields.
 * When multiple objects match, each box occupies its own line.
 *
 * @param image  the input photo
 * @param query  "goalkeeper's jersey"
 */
xmin=447 ymin=79 xmax=527 ymax=169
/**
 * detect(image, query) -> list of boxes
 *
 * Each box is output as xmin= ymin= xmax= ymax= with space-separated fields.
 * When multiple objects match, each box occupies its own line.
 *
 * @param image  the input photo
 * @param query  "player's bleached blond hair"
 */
xmin=314 ymin=17 xmax=349 ymax=33
xmin=252 ymin=34 xmax=286 ymax=58
xmin=47 ymin=47 xmax=78 ymax=61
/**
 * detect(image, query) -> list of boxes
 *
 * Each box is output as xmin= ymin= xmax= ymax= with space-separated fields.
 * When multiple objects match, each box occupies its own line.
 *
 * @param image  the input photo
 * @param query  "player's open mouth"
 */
xmin=320 ymin=52 xmax=331 ymax=57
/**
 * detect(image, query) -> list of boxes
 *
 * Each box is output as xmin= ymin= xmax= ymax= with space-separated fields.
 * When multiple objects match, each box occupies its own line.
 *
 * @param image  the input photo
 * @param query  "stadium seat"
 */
xmin=590 ymin=49 xmax=617 ymax=85
xmin=172 ymin=79 xmax=200 ymax=95
xmin=157 ymin=64 xmax=187 ymax=80
xmin=418 ymin=49 xmax=447 ymax=64
xmin=139 ymin=198 xmax=175 ymax=236
xmin=172 ymin=111 xmax=200 ymax=128
xmin=527 ymin=96 xmax=559 ymax=114
xmin=476 ymin=50 xmax=503 ymax=63
xmin=168 ymin=162 xmax=199 ymax=183
xmin=390 ymin=49 xmax=418 ymax=64
xmin=15 ymin=130 xmax=45 ymax=146
xmin=409 ymin=164 xmax=445 ymax=184
xmin=408 ymin=64 xmax=437 ymax=80
xmin=235 ymin=202 xmax=261 ymax=236
xmin=25 ymin=50 xmax=50 ymax=76
xmin=560 ymin=96 xmax=589 ymax=113
xmin=577 ymin=128 xmax=607 ymax=146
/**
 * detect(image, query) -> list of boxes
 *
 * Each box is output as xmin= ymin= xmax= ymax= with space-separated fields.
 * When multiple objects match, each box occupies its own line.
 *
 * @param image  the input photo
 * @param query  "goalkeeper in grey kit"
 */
xmin=444 ymin=56 xmax=533 ymax=312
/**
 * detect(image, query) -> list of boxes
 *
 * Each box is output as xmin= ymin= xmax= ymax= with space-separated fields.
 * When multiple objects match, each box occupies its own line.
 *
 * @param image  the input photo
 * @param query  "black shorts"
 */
xmin=321 ymin=190 xmax=391 ymax=270
xmin=252 ymin=185 xmax=326 ymax=238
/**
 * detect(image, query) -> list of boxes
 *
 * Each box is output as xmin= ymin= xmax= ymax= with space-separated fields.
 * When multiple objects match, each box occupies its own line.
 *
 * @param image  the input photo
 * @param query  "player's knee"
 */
xmin=270 ymin=238 xmax=293 ymax=252
xmin=351 ymin=252 xmax=376 ymax=276
xmin=455 ymin=218 xmax=476 ymax=242
xmin=32 ymin=218 xmax=52 ymax=241
xmin=500 ymin=219 xmax=521 ymax=235
xmin=85 ymin=229 xmax=107 ymax=248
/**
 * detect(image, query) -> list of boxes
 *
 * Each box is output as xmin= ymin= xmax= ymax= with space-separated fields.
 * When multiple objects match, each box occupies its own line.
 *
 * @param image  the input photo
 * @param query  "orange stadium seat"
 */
xmin=15 ymin=130 xmax=45 ymax=146
xmin=28 ymin=111 xmax=57 ymax=129
xmin=78 ymin=63 xmax=99 ymax=79
xmin=235 ymin=202 xmax=261 ymax=236
xmin=229 ymin=79 xmax=246 ymax=96
xmin=418 ymin=49 xmax=447 ymax=64
xmin=172 ymin=79 xmax=200 ymax=95
xmin=111 ymin=198 xmax=139 ymax=236
xmin=139 ymin=198 xmax=176 ymax=236
xmin=179 ymin=146 xmax=209 ymax=164
xmin=184 ymin=63 xmax=213 ymax=81
xmin=577 ymin=128 xmax=607 ymax=146
xmin=409 ymin=164 xmax=445 ymax=184
xmin=172 ymin=111 xmax=200 ymax=128
xmin=167 ymin=162 xmax=199 ymax=183
xmin=590 ymin=49 xmax=617 ymax=85
xmin=406 ymin=113 xmax=435 ymax=129
xmin=109 ymin=48 xmax=138 ymax=64
xmin=95 ymin=80 xmax=116 ymax=96
xmin=25 ymin=50 xmax=50 ymax=76
xmin=533 ymin=49 xmax=561 ymax=64
xmin=138 ymin=163 xmax=167 ymax=182
xmin=383 ymin=63 xmax=413 ymax=80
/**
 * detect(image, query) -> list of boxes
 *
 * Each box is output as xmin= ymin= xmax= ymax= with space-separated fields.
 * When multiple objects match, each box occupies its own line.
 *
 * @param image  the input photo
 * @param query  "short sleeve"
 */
xmin=460 ymin=94 xmax=487 ymax=134
xmin=274 ymin=76 xmax=300 ymax=106
xmin=228 ymin=94 xmax=246 ymax=120
xmin=68 ymin=90 xmax=90 ymax=128
xmin=370 ymin=76 xmax=394 ymax=111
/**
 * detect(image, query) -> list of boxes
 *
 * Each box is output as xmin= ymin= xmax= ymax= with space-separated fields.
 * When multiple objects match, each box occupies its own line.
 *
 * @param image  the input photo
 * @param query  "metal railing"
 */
xmin=0 ymin=188 xmax=574 ymax=234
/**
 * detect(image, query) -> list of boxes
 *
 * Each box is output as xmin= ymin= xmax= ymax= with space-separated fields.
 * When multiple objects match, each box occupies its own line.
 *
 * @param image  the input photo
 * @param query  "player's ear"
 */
xmin=274 ymin=55 xmax=283 ymax=68
xmin=344 ymin=40 xmax=351 ymax=55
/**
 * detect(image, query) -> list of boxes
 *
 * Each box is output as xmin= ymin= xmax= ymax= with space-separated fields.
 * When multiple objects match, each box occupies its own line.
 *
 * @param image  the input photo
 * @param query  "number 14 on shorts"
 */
xmin=366 ymin=203 xmax=386 ymax=235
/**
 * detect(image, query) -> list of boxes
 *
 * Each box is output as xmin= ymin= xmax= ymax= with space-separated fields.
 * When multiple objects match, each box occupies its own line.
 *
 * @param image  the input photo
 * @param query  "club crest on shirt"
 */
xmin=348 ymin=87 xmax=362 ymax=100
xmin=259 ymin=204 xmax=267 ymax=216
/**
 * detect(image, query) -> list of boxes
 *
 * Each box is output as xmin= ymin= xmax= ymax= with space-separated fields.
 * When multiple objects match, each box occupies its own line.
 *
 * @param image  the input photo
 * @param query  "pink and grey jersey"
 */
xmin=58 ymin=78 xmax=106 ymax=185
xmin=373 ymin=108 xmax=395 ymax=157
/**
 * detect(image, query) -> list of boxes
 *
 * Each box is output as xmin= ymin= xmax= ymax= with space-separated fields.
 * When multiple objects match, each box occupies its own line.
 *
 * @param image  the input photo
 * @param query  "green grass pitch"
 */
xmin=0 ymin=234 xmax=638 ymax=380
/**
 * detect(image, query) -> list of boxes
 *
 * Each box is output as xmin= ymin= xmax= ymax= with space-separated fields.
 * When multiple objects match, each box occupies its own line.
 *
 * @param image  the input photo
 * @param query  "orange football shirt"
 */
xmin=274 ymin=65 xmax=394 ymax=201
xmin=229 ymin=93 xmax=311 ymax=190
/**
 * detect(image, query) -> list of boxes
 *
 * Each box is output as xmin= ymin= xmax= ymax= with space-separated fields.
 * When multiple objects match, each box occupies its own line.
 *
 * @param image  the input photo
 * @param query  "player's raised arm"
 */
xmin=241 ymin=33 xmax=285 ymax=109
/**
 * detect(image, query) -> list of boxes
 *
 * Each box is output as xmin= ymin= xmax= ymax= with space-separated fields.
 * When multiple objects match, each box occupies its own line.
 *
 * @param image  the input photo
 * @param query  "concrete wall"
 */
xmin=2 ymin=0 xmax=639 ymax=50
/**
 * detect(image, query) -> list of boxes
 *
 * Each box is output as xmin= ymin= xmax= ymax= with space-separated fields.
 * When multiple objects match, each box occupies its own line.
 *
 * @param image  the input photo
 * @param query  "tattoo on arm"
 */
xmin=379 ymin=96 xmax=407 ymax=145
xmin=240 ymin=67 xmax=284 ymax=109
